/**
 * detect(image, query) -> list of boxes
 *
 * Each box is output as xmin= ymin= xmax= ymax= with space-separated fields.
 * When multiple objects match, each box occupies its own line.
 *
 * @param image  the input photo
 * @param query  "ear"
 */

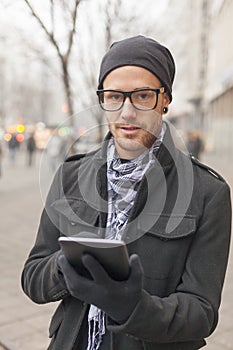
xmin=162 ymin=94 xmax=170 ymax=114
xmin=163 ymin=93 xmax=170 ymax=107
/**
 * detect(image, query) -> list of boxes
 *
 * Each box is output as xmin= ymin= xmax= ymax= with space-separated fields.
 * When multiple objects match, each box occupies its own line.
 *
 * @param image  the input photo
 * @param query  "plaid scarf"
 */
xmin=105 ymin=136 xmax=162 ymax=239
xmin=87 ymin=125 xmax=165 ymax=350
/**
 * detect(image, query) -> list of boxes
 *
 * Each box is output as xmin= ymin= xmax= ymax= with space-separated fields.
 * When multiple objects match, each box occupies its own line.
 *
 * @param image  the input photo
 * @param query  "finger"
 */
xmin=58 ymin=254 xmax=79 ymax=280
xmin=58 ymin=255 xmax=93 ymax=295
xmin=129 ymin=254 xmax=144 ymax=277
xmin=58 ymin=254 xmax=89 ymax=286
xmin=82 ymin=254 xmax=110 ymax=284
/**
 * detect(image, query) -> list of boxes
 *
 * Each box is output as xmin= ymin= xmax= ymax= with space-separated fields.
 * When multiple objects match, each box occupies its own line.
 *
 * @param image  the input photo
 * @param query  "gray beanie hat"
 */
xmin=98 ymin=35 xmax=176 ymax=102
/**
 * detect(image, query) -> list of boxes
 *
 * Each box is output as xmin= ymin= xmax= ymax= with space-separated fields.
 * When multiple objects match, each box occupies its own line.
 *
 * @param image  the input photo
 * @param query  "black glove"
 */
xmin=58 ymin=252 xmax=144 ymax=323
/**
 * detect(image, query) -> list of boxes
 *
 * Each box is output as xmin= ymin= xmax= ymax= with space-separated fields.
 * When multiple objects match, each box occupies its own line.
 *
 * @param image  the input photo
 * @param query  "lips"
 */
xmin=117 ymin=124 xmax=141 ymax=135
xmin=117 ymin=123 xmax=140 ymax=129
xmin=121 ymin=126 xmax=140 ymax=130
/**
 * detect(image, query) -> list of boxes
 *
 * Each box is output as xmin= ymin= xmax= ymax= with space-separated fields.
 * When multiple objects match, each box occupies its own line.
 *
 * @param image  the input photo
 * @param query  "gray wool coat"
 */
xmin=21 ymin=125 xmax=231 ymax=350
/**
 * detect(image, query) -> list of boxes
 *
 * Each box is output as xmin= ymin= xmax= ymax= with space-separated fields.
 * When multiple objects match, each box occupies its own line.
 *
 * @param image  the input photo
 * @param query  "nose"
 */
xmin=120 ymin=97 xmax=137 ymax=121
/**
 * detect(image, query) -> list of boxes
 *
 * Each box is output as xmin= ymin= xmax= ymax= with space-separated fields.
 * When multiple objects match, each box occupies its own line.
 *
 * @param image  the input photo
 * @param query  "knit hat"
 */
xmin=98 ymin=35 xmax=176 ymax=102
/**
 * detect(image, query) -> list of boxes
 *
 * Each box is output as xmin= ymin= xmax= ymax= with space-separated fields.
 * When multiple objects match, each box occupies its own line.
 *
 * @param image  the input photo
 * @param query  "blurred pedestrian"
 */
xmin=8 ymin=134 xmax=19 ymax=164
xmin=46 ymin=132 xmax=63 ymax=172
xmin=187 ymin=130 xmax=204 ymax=160
xmin=26 ymin=133 xmax=36 ymax=167
xmin=22 ymin=35 xmax=231 ymax=350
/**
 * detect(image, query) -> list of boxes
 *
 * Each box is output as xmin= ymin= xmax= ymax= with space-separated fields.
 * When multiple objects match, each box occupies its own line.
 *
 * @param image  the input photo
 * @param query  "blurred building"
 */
xmin=162 ymin=0 xmax=232 ymax=158
xmin=206 ymin=0 xmax=233 ymax=155
xmin=160 ymin=0 xmax=210 ymax=134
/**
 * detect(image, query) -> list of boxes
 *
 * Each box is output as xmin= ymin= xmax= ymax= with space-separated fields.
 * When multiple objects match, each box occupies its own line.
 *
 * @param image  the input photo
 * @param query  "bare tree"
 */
xmin=75 ymin=0 xmax=140 ymax=142
xmin=23 ymin=0 xmax=82 ymax=121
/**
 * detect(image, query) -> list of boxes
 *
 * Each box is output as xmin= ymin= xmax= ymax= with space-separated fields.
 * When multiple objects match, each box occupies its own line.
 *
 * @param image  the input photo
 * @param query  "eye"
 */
xmin=134 ymin=91 xmax=153 ymax=101
xmin=105 ymin=92 xmax=123 ymax=102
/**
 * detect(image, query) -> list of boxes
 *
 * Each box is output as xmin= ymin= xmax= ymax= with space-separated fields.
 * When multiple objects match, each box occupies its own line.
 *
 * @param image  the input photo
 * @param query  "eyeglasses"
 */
xmin=96 ymin=87 xmax=165 ymax=112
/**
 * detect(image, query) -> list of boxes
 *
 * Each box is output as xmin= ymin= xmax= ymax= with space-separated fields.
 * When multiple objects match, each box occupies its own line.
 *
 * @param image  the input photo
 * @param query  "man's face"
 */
xmin=103 ymin=66 xmax=169 ymax=159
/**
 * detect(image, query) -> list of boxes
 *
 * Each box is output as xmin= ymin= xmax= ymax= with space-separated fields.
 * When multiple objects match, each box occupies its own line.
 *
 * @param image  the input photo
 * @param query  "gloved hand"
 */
xmin=58 ymin=252 xmax=144 ymax=323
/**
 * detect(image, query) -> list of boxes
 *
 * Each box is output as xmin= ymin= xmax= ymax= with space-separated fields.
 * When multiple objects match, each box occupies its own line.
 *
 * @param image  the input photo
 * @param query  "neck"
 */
xmin=114 ymin=139 xmax=155 ymax=160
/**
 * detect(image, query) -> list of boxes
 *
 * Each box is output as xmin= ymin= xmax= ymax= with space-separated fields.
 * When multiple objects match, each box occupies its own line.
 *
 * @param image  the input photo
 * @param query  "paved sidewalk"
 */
xmin=0 ymin=150 xmax=57 ymax=350
xmin=0 ymin=149 xmax=232 ymax=349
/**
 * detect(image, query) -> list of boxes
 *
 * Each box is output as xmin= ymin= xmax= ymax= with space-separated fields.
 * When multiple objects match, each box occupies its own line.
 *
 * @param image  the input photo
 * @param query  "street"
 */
xmin=0 ymin=148 xmax=232 ymax=350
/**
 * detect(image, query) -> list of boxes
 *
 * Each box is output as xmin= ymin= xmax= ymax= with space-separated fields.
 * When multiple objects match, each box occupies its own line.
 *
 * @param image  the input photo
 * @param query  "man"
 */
xmin=26 ymin=132 xmax=36 ymax=167
xmin=21 ymin=35 xmax=231 ymax=350
xmin=186 ymin=130 xmax=204 ymax=160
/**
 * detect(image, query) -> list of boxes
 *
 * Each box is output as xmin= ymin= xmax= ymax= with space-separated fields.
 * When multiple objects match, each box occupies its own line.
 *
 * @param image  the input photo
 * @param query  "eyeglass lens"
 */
xmin=99 ymin=89 xmax=158 ymax=111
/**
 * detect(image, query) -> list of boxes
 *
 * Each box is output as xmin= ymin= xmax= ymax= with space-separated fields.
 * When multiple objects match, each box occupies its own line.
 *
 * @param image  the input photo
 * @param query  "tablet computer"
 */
xmin=58 ymin=236 xmax=130 ymax=281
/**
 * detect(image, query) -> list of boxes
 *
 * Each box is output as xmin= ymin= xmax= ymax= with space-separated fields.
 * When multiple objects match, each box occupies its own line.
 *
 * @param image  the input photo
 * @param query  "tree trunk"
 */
xmin=62 ymin=62 xmax=74 ymax=120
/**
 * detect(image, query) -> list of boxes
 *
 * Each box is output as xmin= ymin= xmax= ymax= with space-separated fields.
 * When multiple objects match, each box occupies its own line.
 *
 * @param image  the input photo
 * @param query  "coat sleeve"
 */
xmin=21 ymin=166 xmax=69 ymax=304
xmin=107 ymin=181 xmax=232 ymax=343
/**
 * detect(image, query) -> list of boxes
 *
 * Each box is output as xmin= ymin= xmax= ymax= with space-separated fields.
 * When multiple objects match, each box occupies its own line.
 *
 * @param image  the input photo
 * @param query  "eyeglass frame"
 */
xmin=96 ymin=87 xmax=166 ymax=111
